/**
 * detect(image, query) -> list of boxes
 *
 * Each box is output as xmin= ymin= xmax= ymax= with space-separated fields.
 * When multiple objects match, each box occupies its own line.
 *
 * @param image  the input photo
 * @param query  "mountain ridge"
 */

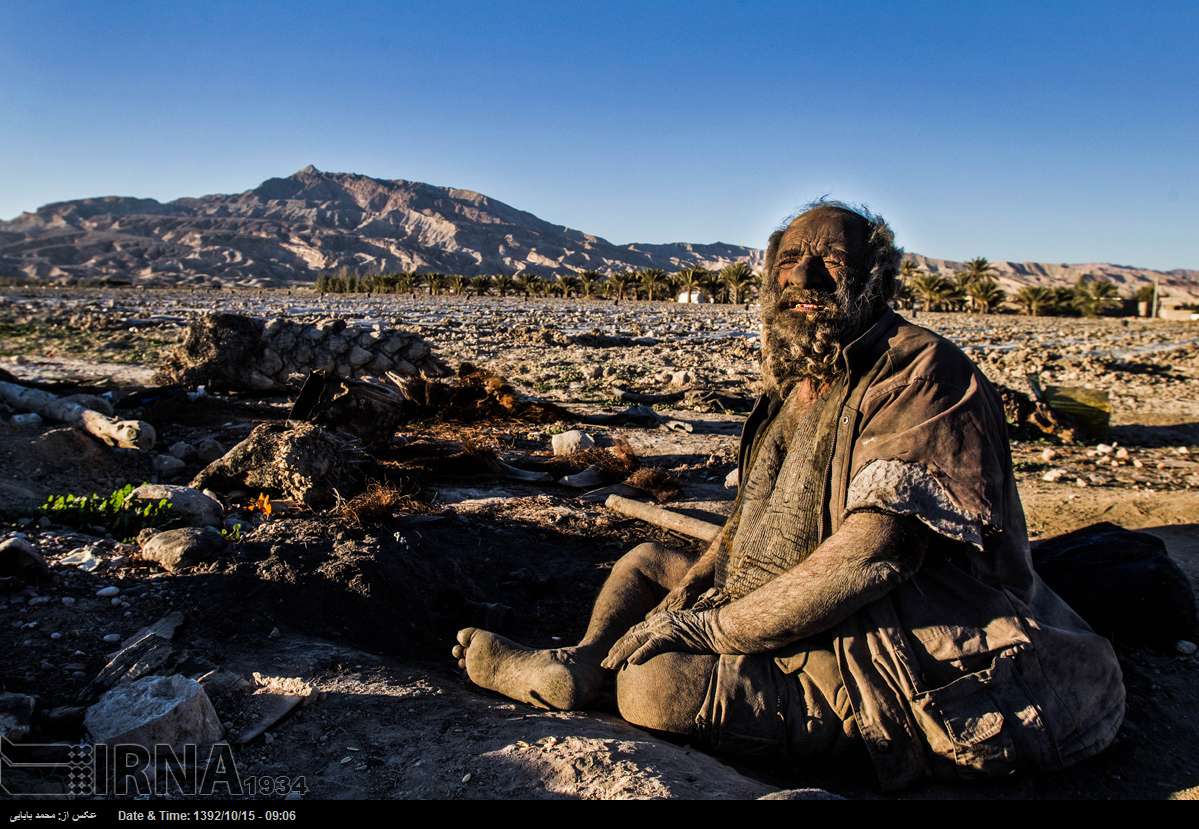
xmin=2 ymin=166 xmax=1196 ymax=298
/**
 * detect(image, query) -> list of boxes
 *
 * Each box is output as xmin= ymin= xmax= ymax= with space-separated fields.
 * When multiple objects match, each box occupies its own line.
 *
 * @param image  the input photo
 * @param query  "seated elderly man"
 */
xmin=451 ymin=203 xmax=1125 ymax=789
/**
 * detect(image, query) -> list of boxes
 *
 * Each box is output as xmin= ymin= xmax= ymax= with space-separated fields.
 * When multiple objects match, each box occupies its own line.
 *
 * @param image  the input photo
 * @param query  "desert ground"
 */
xmin=1 ymin=287 xmax=1197 ymax=800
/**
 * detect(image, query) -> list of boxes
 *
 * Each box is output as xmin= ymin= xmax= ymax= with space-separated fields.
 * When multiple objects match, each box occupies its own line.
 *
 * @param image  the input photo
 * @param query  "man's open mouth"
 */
xmin=789 ymin=302 xmax=820 ymax=313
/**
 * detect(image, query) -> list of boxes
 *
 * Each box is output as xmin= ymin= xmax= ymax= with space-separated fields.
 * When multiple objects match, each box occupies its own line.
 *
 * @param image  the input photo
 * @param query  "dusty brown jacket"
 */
xmin=739 ymin=309 xmax=1125 ymax=789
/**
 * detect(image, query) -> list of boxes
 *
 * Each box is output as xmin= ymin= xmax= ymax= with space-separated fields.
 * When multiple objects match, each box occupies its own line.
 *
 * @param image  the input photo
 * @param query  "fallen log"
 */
xmin=0 ymin=380 xmax=156 ymax=450
xmin=604 ymin=494 xmax=721 ymax=543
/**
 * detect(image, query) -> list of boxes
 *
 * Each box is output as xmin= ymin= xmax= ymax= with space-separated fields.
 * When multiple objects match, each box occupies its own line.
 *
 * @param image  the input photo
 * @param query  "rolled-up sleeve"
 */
xmin=844 ymin=366 xmax=1010 ymax=551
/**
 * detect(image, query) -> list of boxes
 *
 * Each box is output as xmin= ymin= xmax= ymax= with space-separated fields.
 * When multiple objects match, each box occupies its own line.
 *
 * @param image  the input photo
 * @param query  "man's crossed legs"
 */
xmin=453 ymin=542 xmax=714 ymax=735
xmin=452 ymin=541 xmax=860 ymax=762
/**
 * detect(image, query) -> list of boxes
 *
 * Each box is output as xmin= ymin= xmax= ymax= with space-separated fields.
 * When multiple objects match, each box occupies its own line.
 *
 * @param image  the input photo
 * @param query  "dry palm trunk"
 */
xmin=0 ymin=380 xmax=156 ymax=450
xmin=604 ymin=494 xmax=721 ymax=543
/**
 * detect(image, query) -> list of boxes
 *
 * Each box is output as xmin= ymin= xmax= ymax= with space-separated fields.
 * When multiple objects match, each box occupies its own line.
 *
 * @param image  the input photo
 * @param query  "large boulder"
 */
xmin=139 ymin=528 xmax=226 ymax=572
xmin=84 ymin=675 xmax=223 ymax=751
xmin=131 ymin=484 xmax=223 ymax=528
xmin=190 ymin=422 xmax=366 ymax=507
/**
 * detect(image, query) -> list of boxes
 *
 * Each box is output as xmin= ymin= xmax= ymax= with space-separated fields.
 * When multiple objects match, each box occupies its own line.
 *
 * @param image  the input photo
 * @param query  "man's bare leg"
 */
xmin=615 ymin=651 xmax=717 ymax=736
xmin=453 ymin=542 xmax=695 ymax=710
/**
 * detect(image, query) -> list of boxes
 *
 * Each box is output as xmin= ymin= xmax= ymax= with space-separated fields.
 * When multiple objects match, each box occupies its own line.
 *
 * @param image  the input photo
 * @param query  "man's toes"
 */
xmin=457 ymin=658 xmax=466 ymax=670
xmin=456 ymin=627 xmax=478 ymax=648
xmin=452 ymin=644 xmax=465 ymax=659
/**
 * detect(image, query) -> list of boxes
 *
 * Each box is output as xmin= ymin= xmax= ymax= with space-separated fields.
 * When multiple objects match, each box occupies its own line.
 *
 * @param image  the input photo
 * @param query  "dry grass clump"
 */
xmin=624 ymin=467 xmax=682 ymax=503
xmin=337 ymin=480 xmax=427 ymax=527
xmin=556 ymin=437 xmax=639 ymax=475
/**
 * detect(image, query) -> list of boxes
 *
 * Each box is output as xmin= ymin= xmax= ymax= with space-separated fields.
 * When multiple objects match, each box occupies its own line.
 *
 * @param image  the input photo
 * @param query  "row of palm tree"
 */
xmin=899 ymin=258 xmax=1124 ymax=317
xmin=314 ymin=263 xmax=761 ymax=303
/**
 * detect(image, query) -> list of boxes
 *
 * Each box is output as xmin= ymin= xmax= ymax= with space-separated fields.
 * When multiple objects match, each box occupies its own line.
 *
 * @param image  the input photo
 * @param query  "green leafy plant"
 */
xmin=39 ymin=484 xmax=177 ymax=536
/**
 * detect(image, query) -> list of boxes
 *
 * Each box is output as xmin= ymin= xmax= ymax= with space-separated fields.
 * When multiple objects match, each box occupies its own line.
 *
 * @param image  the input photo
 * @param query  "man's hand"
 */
xmin=645 ymin=577 xmax=709 ymax=619
xmin=601 ymin=610 xmax=718 ymax=670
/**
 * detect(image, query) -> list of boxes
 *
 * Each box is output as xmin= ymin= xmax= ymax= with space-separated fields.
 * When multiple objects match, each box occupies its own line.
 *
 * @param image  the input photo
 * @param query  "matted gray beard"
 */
xmin=759 ymin=276 xmax=882 ymax=397
xmin=760 ymin=309 xmax=846 ymax=397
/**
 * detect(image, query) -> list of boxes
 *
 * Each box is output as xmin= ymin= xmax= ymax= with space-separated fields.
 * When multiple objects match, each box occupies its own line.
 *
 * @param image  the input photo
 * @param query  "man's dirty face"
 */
xmin=769 ymin=207 xmax=870 ymax=323
xmin=760 ymin=207 xmax=874 ymax=393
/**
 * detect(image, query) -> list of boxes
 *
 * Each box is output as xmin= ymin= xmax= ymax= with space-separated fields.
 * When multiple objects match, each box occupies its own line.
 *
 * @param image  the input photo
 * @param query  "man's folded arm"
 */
xmin=705 ymin=510 xmax=928 ymax=654
xmin=603 ymin=511 xmax=927 ymax=668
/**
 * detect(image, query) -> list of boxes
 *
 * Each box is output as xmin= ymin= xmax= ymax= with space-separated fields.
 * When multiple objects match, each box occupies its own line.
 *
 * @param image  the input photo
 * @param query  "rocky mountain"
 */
xmin=906 ymin=254 xmax=1199 ymax=301
xmin=0 ymin=166 xmax=763 ymax=287
xmin=1 ymin=165 xmax=1195 ymax=298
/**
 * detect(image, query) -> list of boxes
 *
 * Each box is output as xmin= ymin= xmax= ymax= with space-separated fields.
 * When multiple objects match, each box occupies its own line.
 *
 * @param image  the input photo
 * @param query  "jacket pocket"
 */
xmin=910 ymin=648 xmax=1026 ymax=777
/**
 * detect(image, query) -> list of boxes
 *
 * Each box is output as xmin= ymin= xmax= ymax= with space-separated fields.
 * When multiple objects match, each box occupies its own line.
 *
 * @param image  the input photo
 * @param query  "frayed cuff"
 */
xmin=844 ymin=458 xmax=985 ymax=550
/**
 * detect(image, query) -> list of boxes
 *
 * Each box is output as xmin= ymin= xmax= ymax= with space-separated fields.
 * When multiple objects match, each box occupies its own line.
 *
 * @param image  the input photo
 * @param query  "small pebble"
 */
xmin=61 ymin=597 xmax=76 ymax=607
xmin=96 ymin=586 xmax=120 ymax=598
xmin=1176 ymin=640 xmax=1197 ymax=656
xmin=462 ymin=773 xmax=472 ymax=784
xmin=102 ymin=633 xmax=121 ymax=644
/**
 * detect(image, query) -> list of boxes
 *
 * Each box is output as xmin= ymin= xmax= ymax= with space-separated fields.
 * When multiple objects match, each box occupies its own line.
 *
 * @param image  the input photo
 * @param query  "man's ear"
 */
xmin=763 ymin=229 xmax=784 ymax=292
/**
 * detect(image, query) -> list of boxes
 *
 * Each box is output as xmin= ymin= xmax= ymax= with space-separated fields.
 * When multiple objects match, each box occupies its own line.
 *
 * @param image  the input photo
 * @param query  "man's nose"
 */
xmin=778 ymin=256 xmax=836 ymax=292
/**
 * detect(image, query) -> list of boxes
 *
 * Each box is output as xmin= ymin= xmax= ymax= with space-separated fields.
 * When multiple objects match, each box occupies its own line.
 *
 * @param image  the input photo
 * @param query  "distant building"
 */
xmin=1157 ymin=297 xmax=1199 ymax=321
xmin=676 ymin=290 xmax=709 ymax=304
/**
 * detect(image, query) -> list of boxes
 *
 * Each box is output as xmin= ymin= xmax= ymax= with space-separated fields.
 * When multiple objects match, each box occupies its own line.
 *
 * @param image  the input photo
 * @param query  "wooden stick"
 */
xmin=604 ymin=494 xmax=721 ymax=543
xmin=0 ymin=380 xmax=156 ymax=450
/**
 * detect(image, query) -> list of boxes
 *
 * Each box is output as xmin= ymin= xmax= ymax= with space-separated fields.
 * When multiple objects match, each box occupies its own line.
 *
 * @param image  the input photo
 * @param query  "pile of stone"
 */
xmin=158 ymin=313 xmax=451 ymax=392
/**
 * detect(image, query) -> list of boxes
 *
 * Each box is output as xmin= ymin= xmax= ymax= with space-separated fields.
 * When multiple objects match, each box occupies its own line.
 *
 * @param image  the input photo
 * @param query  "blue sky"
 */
xmin=2 ymin=0 xmax=1196 ymax=269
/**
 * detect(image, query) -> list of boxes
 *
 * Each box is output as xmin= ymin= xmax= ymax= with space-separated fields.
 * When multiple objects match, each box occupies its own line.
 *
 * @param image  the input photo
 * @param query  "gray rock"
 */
xmin=152 ymin=454 xmax=187 ymax=476
xmin=84 ymin=675 xmax=223 ymax=750
xmin=0 ymin=692 xmax=36 ymax=741
xmin=0 ymin=536 xmax=50 ymax=581
xmin=168 ymin=441 xmax=194 ymax=460
xmin=195 ymin=438 xmax=226 ymax=463
xmin=403 ymin=340 xmax=430 ymax=362
xmin=11 ymin=412 xmax=42 ymax=427
xmin=131 ymin=484 xmax=223 ymax=527
xmin=758 ymin=788 xmax=844 ymax=800
xmin=139 ymin=528 xmax=226 ymax=573
xmin=347 ymin=345 xmax=373 ymax=368
xmin=551 ymin=430 xmax=596 ymax=456
xmin=1176 ymin=640 xmax=1197 ymax=656
xmin=260 ymin=347 xmax=284 ymax=376
xmin=96 ymin=586 xmax=121 ymax=598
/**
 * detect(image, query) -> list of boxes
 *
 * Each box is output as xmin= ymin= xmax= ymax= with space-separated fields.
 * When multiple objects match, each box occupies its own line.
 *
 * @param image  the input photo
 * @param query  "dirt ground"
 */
xmin=1 ymin=289 xmax=1196 ymax=800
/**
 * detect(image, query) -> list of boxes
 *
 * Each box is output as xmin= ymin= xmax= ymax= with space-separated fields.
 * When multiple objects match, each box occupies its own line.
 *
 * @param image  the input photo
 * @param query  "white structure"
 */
xmin=676 ymin=290 xmax=710 ymax=304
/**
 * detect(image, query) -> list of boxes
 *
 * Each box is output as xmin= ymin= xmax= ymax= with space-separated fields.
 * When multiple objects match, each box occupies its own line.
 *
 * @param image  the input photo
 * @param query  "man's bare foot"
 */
xmin=452 ymin=628 xmax=606 ymax=711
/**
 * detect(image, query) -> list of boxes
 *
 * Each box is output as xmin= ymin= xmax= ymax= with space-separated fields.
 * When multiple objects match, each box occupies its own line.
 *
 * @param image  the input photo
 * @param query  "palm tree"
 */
xmin=673 ymin=267 xmax=707 ymax=302
xmin=493 ymin=274 xmax=515 ymax=297
xmin=1072 ymin=277 xmax=1121 ymax=317
xmin=610 ymin=270 xmax=638 ymax=301
xmin=555 ymin=273 xmax=580 ymax=298
xmin=471 ymin=274 xmax=492 ymax=297
xmin=1015 ymin=286 xmax=1054 ymax=316
xmin=448 ymin=275 xmax=468 ymax=296
xmin=720 ymin=263 xmax=755 ymax=304
xmin=425 ymin=273 xmax=446 ymax=296
xmin=513 ymin=272 xmax=538 ymax=299
xmin=698 ymin=270 xmax=724 ymax=303
xmin=965 ymin=278 xmax=1006 ymax=314
xmin=909 ymin=273 xmax=954 ymax=311
xmin=578 ymin=270 xmax=600 ymax=299
xmin=639 ymin=268 xmax=670 ymax=302
xmin=962 ymin=257 xmax=996 ymax=284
